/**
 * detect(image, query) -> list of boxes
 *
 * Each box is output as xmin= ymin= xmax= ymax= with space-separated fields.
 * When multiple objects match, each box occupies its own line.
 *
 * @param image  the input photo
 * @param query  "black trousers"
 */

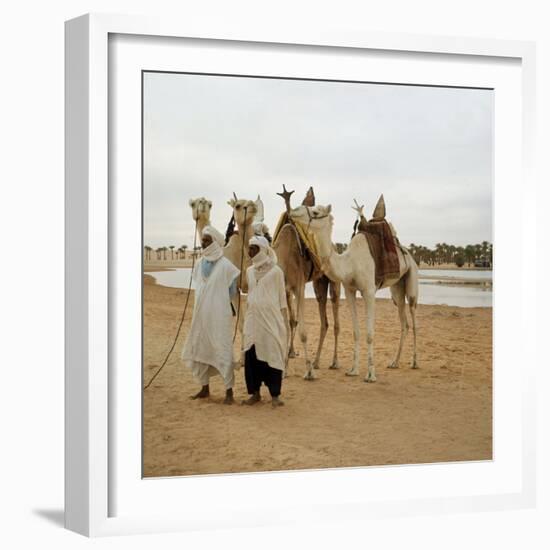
xmin=244 ymin=346 xmax=282 ymax=397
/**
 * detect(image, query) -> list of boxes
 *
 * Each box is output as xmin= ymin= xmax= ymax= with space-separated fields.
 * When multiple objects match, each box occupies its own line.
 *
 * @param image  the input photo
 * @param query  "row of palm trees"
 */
xmin=143 ymin=245 xmax=202 ymax=261
xmin=144 ymin=240 xmax=493 ymax=268
xmin=407 ymin=241 xmax=493 ymax=267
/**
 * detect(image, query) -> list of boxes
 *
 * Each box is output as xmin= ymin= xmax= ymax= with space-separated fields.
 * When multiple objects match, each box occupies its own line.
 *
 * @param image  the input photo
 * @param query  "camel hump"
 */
xmin=372 ymin=194 xmax=386 ymax=220
xmin=302 ymin=186 xmax=316 ymax=207
xmin=274 ymin=222 xmax=299 ymax=244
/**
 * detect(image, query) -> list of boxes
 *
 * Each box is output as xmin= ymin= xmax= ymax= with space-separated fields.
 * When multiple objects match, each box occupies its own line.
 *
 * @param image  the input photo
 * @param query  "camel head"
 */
xmin=189 ymin=197 xmax=212 ymax=222
xmin=227 ymin=197 xmax=258 ymax=227
xmin=289 ymin=204 xmax=333 ymax=234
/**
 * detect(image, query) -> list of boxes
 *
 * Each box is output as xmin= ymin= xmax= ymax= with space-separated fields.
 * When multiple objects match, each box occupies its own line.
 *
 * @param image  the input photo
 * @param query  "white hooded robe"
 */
xmin=181 ymin=255 xmax=240 ymax=384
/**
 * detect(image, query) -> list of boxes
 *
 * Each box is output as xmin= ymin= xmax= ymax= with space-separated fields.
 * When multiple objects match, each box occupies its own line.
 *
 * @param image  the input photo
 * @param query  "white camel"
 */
xmin=189 ymin=197 xmax=225 ymax=245
xmin=224 ymin=197 xmax=259 ymax=293
xmin=289 ymin=199 xmax=419 ymax=382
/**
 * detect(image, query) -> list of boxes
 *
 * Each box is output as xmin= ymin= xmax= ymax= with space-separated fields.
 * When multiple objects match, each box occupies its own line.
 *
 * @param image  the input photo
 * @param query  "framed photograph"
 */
xmin=65 ymin=13 xmax=537 ymax=537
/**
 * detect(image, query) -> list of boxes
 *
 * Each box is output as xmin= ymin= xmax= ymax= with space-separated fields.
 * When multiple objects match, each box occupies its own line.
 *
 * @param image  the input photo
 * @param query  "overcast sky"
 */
xmin=143 ymin=72 xmax=493 ymax=249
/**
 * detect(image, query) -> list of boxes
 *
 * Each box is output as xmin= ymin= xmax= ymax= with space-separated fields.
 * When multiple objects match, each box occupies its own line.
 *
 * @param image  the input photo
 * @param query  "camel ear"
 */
xmin=227 ymin=198 xmax=236 ymax=207
xmin=189 ymin=199 xmax=194 ymax=206
xmin=326 ymin=204 xmax=332 ymax=214
xmin=372 ymin=194 xmax=386 ymax=219
xmin=207 ymin=200 xmax=212 ymax=208
xmin=302 ymin=186 xmax=315 ymax=207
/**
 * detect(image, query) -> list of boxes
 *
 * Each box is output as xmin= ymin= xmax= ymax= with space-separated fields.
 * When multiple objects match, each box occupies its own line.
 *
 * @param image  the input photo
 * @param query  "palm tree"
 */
xmin=480 ymin=241 xmax=490 ymax=266
xmin=441 ymin=243 xmax=450 ymax=264
xmin=434 ymin=243 xmax=443 ymax=265
xmin=474 ymin=244 xmax=482 ymax=262
xmin=425 ymin=246 xmax=435 ymax=266
xmin=448 ymin=244 xmax=457 ymax=264
xmin=169 ymin=245 xmax=175 ymax=260
xmin=464 ymin=245 xmax=475 ymax=267
xmin=181 ymin=245 xmax=188 ymax=259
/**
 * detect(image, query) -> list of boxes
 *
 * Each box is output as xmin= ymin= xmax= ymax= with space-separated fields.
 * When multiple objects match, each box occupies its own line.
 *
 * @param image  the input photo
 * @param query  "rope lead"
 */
xmin=143 ymin=220 xmax=199 ymax=391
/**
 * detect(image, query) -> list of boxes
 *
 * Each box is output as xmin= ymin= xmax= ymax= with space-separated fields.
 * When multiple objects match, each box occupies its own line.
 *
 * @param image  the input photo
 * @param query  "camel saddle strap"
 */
xmin=357 ymin=218 xmax=400 ymax=288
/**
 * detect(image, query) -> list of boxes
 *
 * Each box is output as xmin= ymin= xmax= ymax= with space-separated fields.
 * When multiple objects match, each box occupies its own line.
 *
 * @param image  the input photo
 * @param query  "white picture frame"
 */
xmin=65 ymin=13 xmax=537 ymax=537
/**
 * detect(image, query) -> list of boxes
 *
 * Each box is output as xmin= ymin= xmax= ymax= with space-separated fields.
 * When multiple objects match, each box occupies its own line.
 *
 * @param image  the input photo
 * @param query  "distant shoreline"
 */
xmin=144 ymin=259 xmax=492 ymax=272
xmin=143 ymin=260 xmax=493 ymax=286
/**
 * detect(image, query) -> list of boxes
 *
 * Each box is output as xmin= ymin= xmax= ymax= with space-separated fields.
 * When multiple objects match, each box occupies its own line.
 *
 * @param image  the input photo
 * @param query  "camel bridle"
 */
xmin=304 ymin=205 xmax=330 ymax=233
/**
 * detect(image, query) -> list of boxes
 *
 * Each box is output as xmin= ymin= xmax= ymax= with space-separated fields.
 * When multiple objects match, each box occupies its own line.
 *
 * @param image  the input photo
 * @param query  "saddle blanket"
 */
xmin=357 ymin=218 xmax=400 ymax=287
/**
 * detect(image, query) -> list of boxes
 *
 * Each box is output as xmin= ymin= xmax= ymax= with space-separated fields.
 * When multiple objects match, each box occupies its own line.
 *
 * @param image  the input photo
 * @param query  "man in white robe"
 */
xmin=242 ymin=236 xmax=288 ymax=407
xmin=181 ymin=227 xmax=240 ymax=404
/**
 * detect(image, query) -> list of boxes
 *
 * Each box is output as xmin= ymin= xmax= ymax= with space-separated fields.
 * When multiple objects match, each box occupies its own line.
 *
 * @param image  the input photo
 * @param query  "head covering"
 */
xmin=249 ymin=235 xmax=269 ymax=250
xmin=249 ymin=235 xmax=274 ymax=280
xmin=202 ymin=224 xmax=225 ymax=246
xmin=202 ymin=235 xmax=224 ymax=262
xmin=252 ymin=221 xmax=268 ymax=236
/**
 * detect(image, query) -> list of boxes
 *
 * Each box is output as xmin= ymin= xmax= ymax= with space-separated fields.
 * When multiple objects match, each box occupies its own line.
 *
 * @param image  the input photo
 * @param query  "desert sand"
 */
xmin=143 ymin=274 xmax=492 ymax=477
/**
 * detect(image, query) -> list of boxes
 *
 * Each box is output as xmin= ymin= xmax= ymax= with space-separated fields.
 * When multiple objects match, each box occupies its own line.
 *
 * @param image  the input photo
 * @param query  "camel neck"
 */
xmin=236 ymin=219 xmax=254 ymax=245
xmin=316 ymin=230 xmax=347 ymax=282
xmin=195 ymin=216 xmax=209 ymax=236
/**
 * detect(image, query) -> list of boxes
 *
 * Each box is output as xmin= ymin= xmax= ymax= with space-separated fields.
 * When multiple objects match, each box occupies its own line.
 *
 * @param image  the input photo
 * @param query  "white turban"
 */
xmin=202 ymin=224 xmax=225 ymax=246
xmin=252 ymin=221 xmax=269 ymax=236
xmin=249 ymin=235 xmax=274 ymax=280
xmin=249 ymin=235 xmax=269 ymax=250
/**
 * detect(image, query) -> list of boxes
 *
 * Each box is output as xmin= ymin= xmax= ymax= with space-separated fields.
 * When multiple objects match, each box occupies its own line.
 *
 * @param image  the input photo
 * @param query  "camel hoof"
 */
xmin=288 ymin=350 xmax=299 ymax=359
xmin=364 ymin=376 xmax=377 ymax=383
xmin=303 ymin=372 xmax=316 ymax=381
xmin=345 ymin=369 xmax=359 ymax=377
xmin=328 ymin=362 xmax=340 ymax=370
xmin=387 ymin=362 xmax=399 ymax=369
xmin=411 ymin=362 xmax=419 ymax=370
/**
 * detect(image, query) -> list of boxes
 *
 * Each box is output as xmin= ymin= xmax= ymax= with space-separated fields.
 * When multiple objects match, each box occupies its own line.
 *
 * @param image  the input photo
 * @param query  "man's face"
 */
xmin=248 ymin=244 xmax=260 ymax=258
xmin=201 ymin=234 xmax=214 ymax=249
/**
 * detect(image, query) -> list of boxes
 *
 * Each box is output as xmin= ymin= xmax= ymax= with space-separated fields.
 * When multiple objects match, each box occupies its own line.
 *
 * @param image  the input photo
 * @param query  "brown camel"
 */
xmin=272 ymin=186 xmax=341 ymax=380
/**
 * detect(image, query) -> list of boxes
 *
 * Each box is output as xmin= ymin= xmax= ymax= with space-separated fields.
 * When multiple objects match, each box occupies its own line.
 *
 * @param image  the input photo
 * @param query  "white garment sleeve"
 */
xmin=246 ymin=266 xmax=255 ymax=293
xmin=190 ymin=258 xmax=202 ymax=291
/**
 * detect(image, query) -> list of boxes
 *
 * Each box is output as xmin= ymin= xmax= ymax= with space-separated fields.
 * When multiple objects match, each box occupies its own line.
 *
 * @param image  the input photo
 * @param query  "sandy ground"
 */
xmin=143 ymin=274 xmax=492 ymax=477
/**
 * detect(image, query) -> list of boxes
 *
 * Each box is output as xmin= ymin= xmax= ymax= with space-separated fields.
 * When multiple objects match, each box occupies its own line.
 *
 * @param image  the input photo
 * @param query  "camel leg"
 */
xmin=409 ymin=300 xmax=419 ymax=369
xmin=296 ymin=284 xmax=314 ymax=380
xmin=388 ymin=281 xmax=408 ymax=369
xmin=312 ymin=277 xmax=329 ymax=370
xmin=345 ymin=287 xmax=361 ymax=376
xmin=405 ymin=267 xmax=420 ymax=369
xmin=363 ymin=289 xmax=377 ymax=383
xmin=329 ymin=281 xmax=341 ymax=369
xmin=287 ymin=290 xmax=299 ymax=358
